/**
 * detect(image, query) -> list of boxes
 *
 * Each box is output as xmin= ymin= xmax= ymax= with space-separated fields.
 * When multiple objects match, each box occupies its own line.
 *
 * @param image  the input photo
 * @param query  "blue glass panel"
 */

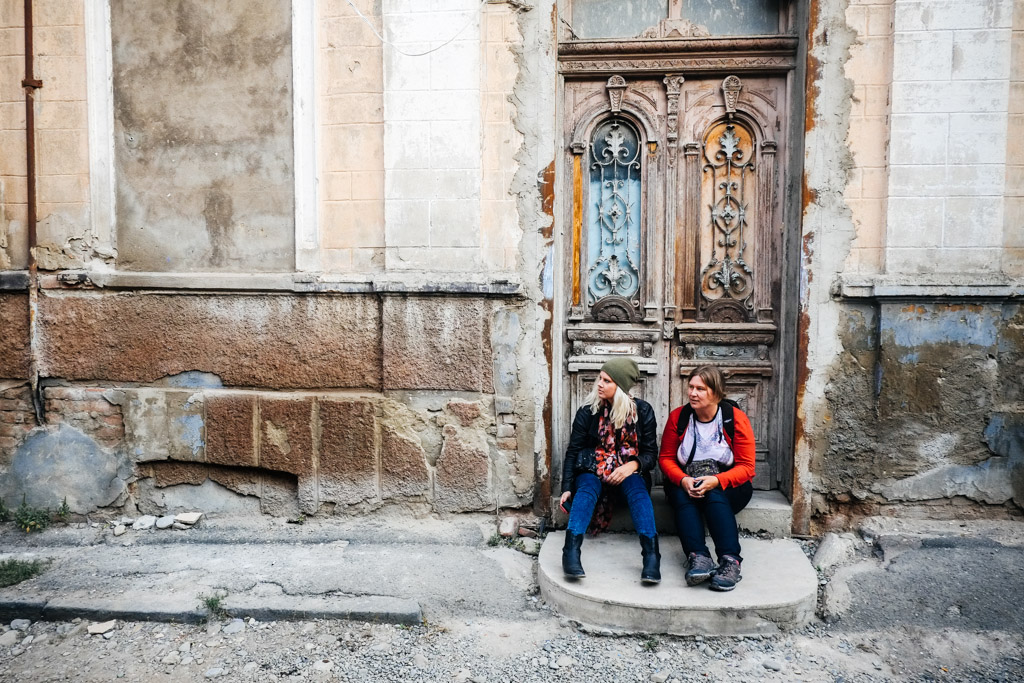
xmin=587 ymin=119 xmax=642 ymax=304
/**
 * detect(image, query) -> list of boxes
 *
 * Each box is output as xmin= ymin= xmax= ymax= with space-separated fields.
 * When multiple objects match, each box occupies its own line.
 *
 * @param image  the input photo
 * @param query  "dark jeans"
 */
xmin=665 ymin=481 xmax=753 ymax=562
xmin=566 ymin=472 xmax=657 ymax=537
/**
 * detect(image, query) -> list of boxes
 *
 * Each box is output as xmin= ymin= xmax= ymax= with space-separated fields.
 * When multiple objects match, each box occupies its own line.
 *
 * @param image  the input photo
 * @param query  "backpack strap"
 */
xmin=720 ymin=398 xmax=737 ymax=443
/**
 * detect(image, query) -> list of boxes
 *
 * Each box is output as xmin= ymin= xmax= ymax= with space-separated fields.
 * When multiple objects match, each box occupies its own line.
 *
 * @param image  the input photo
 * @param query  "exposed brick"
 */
xmin=496 ymin=438 xmax=517 ymax=450
xmin=380 ymin=426 xmax=429 ymax=500
xmin=435 ymin=425 xmax=490 ymax=512
xmin=259 ymin=397 xmax=314 ymax=476
xmin=319 ymin=398 xmax=377 ymax=506
xmin=205 ymin=393 xmax=256 ymax=467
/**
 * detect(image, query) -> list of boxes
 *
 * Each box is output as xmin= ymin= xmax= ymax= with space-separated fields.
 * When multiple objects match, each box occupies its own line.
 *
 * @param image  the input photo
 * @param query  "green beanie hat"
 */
xmin=600 ymin=357 xmax=640 ymax=393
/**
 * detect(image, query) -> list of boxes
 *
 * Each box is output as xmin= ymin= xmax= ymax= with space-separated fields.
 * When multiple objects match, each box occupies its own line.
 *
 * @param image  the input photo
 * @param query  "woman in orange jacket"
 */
xmin=658 ymin=365 xmax=755 ymax=591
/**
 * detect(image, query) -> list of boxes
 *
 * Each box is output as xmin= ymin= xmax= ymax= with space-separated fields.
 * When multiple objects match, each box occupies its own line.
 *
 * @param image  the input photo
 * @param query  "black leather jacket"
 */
xmin=560 ymin=398 xmax=659 ymax=495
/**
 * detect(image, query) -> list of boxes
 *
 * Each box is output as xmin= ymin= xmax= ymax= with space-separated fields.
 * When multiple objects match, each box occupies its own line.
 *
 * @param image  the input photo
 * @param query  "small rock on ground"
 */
xmin=87 ymin=620 xmax=116 ymax=635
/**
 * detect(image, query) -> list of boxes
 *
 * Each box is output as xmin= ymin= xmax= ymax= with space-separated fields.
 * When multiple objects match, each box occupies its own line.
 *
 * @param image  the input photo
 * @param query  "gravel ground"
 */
xmin=2 ymin=609 xmax=1022 ymax=682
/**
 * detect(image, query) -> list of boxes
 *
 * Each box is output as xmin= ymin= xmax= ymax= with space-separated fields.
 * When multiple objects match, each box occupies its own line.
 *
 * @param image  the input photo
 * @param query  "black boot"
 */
xmin=562 ymin=533 xmax=585 ymax=579
xmin=639 ymin=535 xmax=661 ymax=584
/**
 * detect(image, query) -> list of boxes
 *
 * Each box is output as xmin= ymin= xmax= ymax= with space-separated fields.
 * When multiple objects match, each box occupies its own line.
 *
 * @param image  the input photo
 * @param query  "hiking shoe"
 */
xmin=685 ymin=552 xmax=716 ymax=586
xmin=709 ymin=555 xmax=741 ymax=591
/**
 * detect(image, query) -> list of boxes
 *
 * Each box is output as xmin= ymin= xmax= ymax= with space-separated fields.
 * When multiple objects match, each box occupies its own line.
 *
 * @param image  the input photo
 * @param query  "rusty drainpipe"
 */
xmin=23 ymin=0 xmax=44 ymax=425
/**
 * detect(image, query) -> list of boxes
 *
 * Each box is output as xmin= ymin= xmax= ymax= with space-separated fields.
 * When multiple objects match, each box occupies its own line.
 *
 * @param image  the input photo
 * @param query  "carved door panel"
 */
xmin=558 ymin=72 xmax=790 ymax=494
xmin=560 ymin=76 xmax=670 ymax=479
xmin=671 ymin=75 xmax=788 ymax=490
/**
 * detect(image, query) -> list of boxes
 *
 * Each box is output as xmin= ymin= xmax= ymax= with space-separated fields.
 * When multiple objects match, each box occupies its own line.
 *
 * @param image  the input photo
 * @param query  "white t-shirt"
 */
xmin=677 ymin=408 xmax=735 ymax=467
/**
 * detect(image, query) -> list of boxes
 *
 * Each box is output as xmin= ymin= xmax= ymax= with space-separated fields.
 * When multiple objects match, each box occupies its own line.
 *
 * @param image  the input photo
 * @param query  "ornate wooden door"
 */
xmin=554 ymin=4 xmax=800 ymax=496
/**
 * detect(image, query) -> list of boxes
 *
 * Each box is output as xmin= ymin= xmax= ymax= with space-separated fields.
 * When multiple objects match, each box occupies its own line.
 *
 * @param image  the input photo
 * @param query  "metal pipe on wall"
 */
xmin=23 ymin=0 xmax=43 ymax=425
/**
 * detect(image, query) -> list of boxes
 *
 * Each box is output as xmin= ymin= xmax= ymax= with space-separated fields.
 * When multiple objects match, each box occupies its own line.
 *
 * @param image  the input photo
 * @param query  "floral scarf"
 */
xmin=589 ymin=403 xmax=639 ymax=533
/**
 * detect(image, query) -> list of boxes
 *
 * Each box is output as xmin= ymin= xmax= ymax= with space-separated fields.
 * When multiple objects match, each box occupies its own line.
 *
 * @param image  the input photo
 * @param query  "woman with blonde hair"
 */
xmin=559 ymin=358 xmax=661 ymax=583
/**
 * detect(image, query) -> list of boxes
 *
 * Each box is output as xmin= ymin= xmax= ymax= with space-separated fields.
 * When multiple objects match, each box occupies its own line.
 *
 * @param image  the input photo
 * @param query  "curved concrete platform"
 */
xmin=539 ymin=532 xmax=817 ymax=636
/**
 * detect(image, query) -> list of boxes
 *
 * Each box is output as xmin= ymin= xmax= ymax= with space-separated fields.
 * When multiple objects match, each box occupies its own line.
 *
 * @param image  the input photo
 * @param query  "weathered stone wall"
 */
xmin=797 ymin=0 xmax=1024 ymax=533
xmin=812 ymin=302 xmax=1024 ymax=530
xmin=110 ymin=0 xmax=295 ymax=271
xmin=0 ymin=291 xmax=534 ymax=517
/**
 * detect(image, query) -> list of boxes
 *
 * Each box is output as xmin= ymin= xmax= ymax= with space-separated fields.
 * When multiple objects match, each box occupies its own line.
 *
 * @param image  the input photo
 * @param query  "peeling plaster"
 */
xmin=794 ymin=0 xmax=859 ymax=533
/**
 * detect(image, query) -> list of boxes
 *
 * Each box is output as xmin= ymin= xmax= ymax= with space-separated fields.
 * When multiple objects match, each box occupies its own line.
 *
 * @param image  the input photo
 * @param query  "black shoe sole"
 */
xmin=709 ymin=577 xmax=741 ymax=592
xmin=685 ymin=572 xmax=714 ymax=586
xmin=641 ymin=577 xmax=661 ymax=584
xmin=564 ymin=572 xmax=585 ymax=579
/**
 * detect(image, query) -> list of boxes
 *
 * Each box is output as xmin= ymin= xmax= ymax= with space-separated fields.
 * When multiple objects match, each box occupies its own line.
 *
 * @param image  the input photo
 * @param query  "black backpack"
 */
xmin=675 ymin=399 xmax=739 ymax=468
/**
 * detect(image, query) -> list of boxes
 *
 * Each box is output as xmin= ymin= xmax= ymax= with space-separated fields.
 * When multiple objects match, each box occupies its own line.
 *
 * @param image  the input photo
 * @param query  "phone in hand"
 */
xmin=559 ymin=496 xmax=572 ymax=514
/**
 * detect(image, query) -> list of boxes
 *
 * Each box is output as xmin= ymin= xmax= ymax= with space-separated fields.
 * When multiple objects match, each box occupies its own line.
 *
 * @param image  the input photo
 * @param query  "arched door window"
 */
xmin=586 ymin=117 xmax=643 ymax=321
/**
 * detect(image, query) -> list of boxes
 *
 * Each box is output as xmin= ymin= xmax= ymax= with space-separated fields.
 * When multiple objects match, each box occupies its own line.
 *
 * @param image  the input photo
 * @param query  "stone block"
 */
xmin=952 ymin=29 xmax=1011 ymax=81
xmin=380 ymin=426 xmax=429 ymax=499
xmin=0 ymin=425 xmax=129 ymax=513
xmin=888 ymin=113 xmax=949 ymax=166
xmin=204 ymin=394 xmax=256 ymax=468
xmin=0 ymin=293 xmax=29 ymax=379
xmin=319 ymin=398 xmax=378 ymax=505
xmin=446 ymin=400 xmax=482 ymax=427
xmin=37 ymin=292 xmax=382 ymax=390
xmin=430 ymin=199 xmax=481 ymax=248
xmin=435 ymin=425 xmax=490 ymax=512
xmin=886 ymin=198 xmax=943 ymax=248
xmin=893 ymin=30 xmax=953 ymax=82
xmin=943 ymin=198 xmax=1003 ymax=248
xmin=123 ymin=389 xmax=205 ymax=463
xmin=384 ymin=121 xmax=430 ymax=170
xmin=384 ymin=198 xmax=430 ymax=245
xmin=259 ymin=397 xmax=314 ymax=476
xmin=382 ymin=297 xmax=494 ymax=391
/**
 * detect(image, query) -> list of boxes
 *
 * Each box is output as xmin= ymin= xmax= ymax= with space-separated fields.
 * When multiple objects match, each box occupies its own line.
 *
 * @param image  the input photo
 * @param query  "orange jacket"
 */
xmin=658 ymin=404 xmax=756 ymax=489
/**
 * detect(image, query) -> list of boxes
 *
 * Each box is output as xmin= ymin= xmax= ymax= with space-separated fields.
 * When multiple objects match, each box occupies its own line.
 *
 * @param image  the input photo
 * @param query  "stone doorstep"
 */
xmin=538 ymin=531 xmax=817 ymax=637
xmin=602 ymin=488 xmax=792 ymax=537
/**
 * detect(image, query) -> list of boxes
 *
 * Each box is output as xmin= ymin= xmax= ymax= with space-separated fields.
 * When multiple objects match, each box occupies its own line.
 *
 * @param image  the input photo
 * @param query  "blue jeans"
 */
xmin=665 ymin=481 xmax=753 ymax=562
xmin=566 ymin=472 xmax=657 ymax=537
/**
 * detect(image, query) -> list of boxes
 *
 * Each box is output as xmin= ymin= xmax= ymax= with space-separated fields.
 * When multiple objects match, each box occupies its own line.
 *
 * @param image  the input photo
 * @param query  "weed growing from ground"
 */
xmin=0 ymin=498 xmax=9 ymax=523
xmin=56 ymin=497 xmax=71 ymax=521
xmin=642 ymin=636 xmax=660 ymax=652
xmin=14 ymin=495 xmax=50 ymax=533
xmin=487 ymin=533 xmax=526 ymax=552
xmin=198 ymin=592 xmax=229 ymax=620
xmin=0 ymin=558 xmax=50 ymax=588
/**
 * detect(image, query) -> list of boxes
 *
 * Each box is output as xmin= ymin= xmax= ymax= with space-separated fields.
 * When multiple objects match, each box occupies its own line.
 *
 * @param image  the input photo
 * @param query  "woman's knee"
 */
xmin=664 ymin=483 xmax=691 ymax=509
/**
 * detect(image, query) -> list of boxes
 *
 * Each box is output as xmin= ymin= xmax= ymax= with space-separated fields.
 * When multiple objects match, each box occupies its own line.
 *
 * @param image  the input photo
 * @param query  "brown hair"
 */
xmin=687 ymin=365 xmax=726 ymax=401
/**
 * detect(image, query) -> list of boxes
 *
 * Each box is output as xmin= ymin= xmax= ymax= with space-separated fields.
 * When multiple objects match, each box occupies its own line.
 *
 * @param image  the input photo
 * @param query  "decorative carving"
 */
xmin=721 ymin=75 xmax=742 ymax=116
xmin=705 ymin=299 xmax=748 ymax=323
xmin=606 ymin=75 xmax=627 ymax=113
xmin=586 ymin=118 xmax=642 ymax=315
xmin=560 ymin=56 xmax=796 ymax=74
xmin=700 ymin=122 xmax=757 ymax=320
xmin=639 ymin=18 xmax=711 ymax=40
xmin=558 ymin=36 xmax=799 ymax=55
xmin=591 ymin=295 xmax=639 ymax=323
xmin=664 ymin=74 xmax=684 ymax=167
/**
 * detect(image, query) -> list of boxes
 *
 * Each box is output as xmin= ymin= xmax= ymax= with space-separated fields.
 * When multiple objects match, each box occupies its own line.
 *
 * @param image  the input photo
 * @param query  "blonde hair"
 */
xmin=584 ymin=377 xmax=637 ymax=430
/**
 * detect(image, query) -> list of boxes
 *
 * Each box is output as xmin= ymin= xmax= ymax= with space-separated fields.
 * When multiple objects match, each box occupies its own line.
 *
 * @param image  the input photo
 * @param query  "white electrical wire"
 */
xmin=344 ymin=0 xmax=490 ymax=57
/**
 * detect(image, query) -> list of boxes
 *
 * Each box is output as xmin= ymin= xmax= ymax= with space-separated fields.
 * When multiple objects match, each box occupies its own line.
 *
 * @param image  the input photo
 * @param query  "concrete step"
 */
xmin=539 ymin=531 xmax=817 ymax=636
xmin=602 ymin=488 xmax=792 ymax=537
